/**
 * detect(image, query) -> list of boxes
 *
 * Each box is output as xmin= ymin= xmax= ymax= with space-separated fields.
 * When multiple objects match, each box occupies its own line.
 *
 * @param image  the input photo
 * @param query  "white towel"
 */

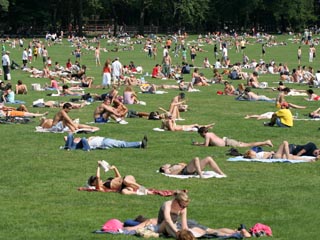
xmin=227 ymin=156 xmax=312 ymax=163
xmin=161 ymin=171 xmax=226 ymax=179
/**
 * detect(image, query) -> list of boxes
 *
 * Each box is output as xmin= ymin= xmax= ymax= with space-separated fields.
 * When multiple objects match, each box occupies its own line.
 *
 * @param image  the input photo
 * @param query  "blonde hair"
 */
xmin=174 ymin=191 xmax=190 ymax=203
xmin=177 ymin=229 xmax=196 ymax=240
xmin=243 ymin=150 xmax=254 ymax=159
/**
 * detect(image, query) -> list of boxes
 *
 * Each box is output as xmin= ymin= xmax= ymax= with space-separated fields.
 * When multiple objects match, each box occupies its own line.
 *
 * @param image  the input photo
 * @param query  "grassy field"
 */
xmin=0 ymin=34 xmax=320 ymax=240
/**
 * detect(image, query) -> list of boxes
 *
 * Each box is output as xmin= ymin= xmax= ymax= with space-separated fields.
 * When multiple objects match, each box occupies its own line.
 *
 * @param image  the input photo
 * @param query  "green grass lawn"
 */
xmin=1 ymin=34 xmax=320 ymax=239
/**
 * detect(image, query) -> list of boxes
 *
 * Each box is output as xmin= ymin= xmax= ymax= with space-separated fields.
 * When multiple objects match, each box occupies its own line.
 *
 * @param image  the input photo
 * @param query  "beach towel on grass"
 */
xmin=228 ymin=156 xmax=313 ymax=163
xmin=160 ymin=171 xmax=226 ymax=179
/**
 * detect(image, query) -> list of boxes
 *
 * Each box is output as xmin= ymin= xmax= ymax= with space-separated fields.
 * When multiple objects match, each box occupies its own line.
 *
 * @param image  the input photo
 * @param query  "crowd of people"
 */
xmin=2 ymin=30 xmax=319 ymax=239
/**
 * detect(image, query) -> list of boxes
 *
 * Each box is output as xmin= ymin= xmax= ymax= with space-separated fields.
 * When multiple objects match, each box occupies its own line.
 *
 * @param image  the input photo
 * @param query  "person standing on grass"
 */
xmin=297 ymin=46 xmax=302 ymax=64
xmin=95 ymin=45 xmax=101 ymax=66
xmin=2 ymin=51 xmax=11 ymax=80
xmin=102 ymin=59 xmax=111 ymax=89
xmin=193 ymin=126 xmax=273 ymax=148
xmin=111 ymin=57 xmax=122 ymax=86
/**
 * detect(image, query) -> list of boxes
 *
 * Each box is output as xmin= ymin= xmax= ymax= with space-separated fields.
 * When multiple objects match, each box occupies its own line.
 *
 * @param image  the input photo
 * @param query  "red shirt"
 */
xmin=152 ymin=67 xmax=159 ymax=77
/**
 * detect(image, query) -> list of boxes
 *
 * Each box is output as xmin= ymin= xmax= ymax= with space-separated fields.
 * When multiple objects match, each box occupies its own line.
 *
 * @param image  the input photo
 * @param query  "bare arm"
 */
xmin=109 ymin=165 xmax=121 ymax=178
xmin=163 ymin=201 xmax=179 ymax=233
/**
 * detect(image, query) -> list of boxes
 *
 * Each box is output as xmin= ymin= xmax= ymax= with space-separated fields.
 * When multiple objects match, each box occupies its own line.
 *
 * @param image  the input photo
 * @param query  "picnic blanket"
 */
xmin=160 ymin=171 xmax=227 ymax=179
xmin=227 ymin=156 xmax=313 ymax=163
xmin=35 ymin=126 xmax=98 ymax=133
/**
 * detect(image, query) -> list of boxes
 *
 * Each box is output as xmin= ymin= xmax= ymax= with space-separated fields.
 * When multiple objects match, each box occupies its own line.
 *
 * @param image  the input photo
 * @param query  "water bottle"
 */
xmin=141 ymin=76 xmax=145 ymax=84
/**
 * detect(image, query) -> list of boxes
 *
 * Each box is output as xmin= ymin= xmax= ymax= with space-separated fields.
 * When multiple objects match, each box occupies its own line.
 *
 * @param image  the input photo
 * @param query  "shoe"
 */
xmin=263 ymin=122 xmax=271 ymax=127
xmin=141 ymin=138 xmax=148 ymax=149
xmin=118 ymin=119 xmax=128 ymax=124
xmin=237 ymin=224 xmax=246 ymax=231
xmin=143 ymin=135 xmax=148 ymax=142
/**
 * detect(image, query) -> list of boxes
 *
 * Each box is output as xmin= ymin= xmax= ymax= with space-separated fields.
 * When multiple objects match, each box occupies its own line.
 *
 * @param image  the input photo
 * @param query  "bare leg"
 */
xmin=289 ymin=103 xmax=306 ymax=109
xmin=200 ymin=156 xmax=225 ymax=176
xmin=244 ymin=114 xmax=261 ymax=119
xmin=76 ymin=123 xmax=100 ymax=132
xmin=238 ymin=140 xmax=273 ymax=148
xmin=24 ymin=111 xmax=49 ymax=117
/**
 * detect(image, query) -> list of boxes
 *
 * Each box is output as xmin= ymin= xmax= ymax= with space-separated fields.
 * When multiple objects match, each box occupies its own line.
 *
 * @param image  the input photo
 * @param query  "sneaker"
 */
xmin=118 ymin=119 xmax=128 ymax=124
xmin=263 ymin=122 xmax=271 ymax=126
xmin=141 ymin=138 xmax=148 ymax=149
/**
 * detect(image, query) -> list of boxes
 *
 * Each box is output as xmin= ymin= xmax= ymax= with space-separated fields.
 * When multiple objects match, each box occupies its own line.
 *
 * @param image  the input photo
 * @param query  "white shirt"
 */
xmin=22 ymin=50 xmax=28 ymax=60
xmin=88 ymin=137 xmax=104 ymax=149
xmin=111 ymin=60 xmax=122 ymax=77
xmin=2 ymin=54 xmax=10 ymax=66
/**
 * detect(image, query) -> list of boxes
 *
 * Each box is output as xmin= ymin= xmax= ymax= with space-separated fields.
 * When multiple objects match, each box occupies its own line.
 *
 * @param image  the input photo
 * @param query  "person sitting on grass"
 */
xmin=93 ymin=96 xmax=128 ymax=124
xmin=275 ymin=87 xmax=306 ymax=109
xmin=15 ymin=80 xmax=28 ymax=94
xmin=263 ymin=102 xmax=293 ymax=127
xmin=243 ymin=140 xmax=319 ymax=162
xmin=193 ymin=126 xmax=273 ymax=148
xmin=159 ymin=156 xmax=226 ymax=178
xmin=160 ymin=113 xmax=214 ymax=132
xmin=168 ymin=92 xmax=187 ymax=120
xmin=157 ymin=191 xmax=252 ymax=239
xmin=49 ymin=102 xmax=100 ymax=132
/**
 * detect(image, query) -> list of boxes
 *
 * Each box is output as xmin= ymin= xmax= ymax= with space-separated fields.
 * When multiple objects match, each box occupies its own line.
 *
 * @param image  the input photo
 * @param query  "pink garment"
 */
xmin=123 ymin=91 xmax=134 ymax=104
xmin=51 ymin=80 xmax=58 ymax=89
xmin=102 ymin=219 xmax=123 ymax=232
xmin=250 ymin=223 xmax=272 ymax=236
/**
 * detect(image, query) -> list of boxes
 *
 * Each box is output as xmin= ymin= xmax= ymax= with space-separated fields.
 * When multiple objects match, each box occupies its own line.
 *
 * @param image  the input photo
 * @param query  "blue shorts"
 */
xmin=94 ymin=117 xmax=109 ymax=123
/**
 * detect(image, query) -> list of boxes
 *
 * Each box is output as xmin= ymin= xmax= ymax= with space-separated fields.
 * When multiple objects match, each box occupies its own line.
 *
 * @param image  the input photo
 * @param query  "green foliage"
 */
xmin=1 ymin=34 xmax=320 ymax=239
xmin=0 ymin=0 xmax=9 ymax=11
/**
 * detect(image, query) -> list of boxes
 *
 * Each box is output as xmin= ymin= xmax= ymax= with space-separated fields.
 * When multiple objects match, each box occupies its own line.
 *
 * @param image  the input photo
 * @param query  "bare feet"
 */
xmin=266 ymin=140 xmax=273 ymax=147
xmin=244 ymin=115 xmax=250 ymax=119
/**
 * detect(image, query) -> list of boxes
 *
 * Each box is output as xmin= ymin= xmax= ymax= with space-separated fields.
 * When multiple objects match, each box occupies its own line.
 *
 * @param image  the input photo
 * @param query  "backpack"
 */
xmin=226 ymin=148 xmax=242 ymax=156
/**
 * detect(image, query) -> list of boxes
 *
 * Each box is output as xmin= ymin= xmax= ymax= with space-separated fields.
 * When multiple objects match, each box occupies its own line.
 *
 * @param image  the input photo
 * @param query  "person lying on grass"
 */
xmin=87 ymin=161 xmax=147 ymax=195
xmin=0 ymin=104 xmax=48 ymax=118
xmin=193 ymin=126 xmax=273 ymax=148
xmin=63 ymin=133 xmax=148 ymax=151
xmin=159 ymin=156 xmax=226 ymax=178
xmin=160 ymin=113 xmax=214 ymax=132
xmin=243 ymin=141 xmax=319 ymax=162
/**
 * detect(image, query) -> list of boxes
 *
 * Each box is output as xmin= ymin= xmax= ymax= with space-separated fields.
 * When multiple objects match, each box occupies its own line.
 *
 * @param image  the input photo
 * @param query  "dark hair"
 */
xmin=148 ymin=111 xmax=160 ymax=120
xmin=87 ymin=175 xmax=97 ymax=186
xmin=179 ymin=92 xmax=186 ymax=99
xmin=62 ymin=102 xmax=72 ymax=109
xmin=62 ymin=84 xmax=69 ymax=89
xmin=245 ymin=87 xmax=251 ymax=92
xmin=282 ymin=87 xmax=291 ymax=93
xmin=307 ymin=89 xmax=314 ymax=94
xmin=198 ymin=126 xmax=208 ymax=134
xmin=159 ymin=167 xmax=165 ymax=173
